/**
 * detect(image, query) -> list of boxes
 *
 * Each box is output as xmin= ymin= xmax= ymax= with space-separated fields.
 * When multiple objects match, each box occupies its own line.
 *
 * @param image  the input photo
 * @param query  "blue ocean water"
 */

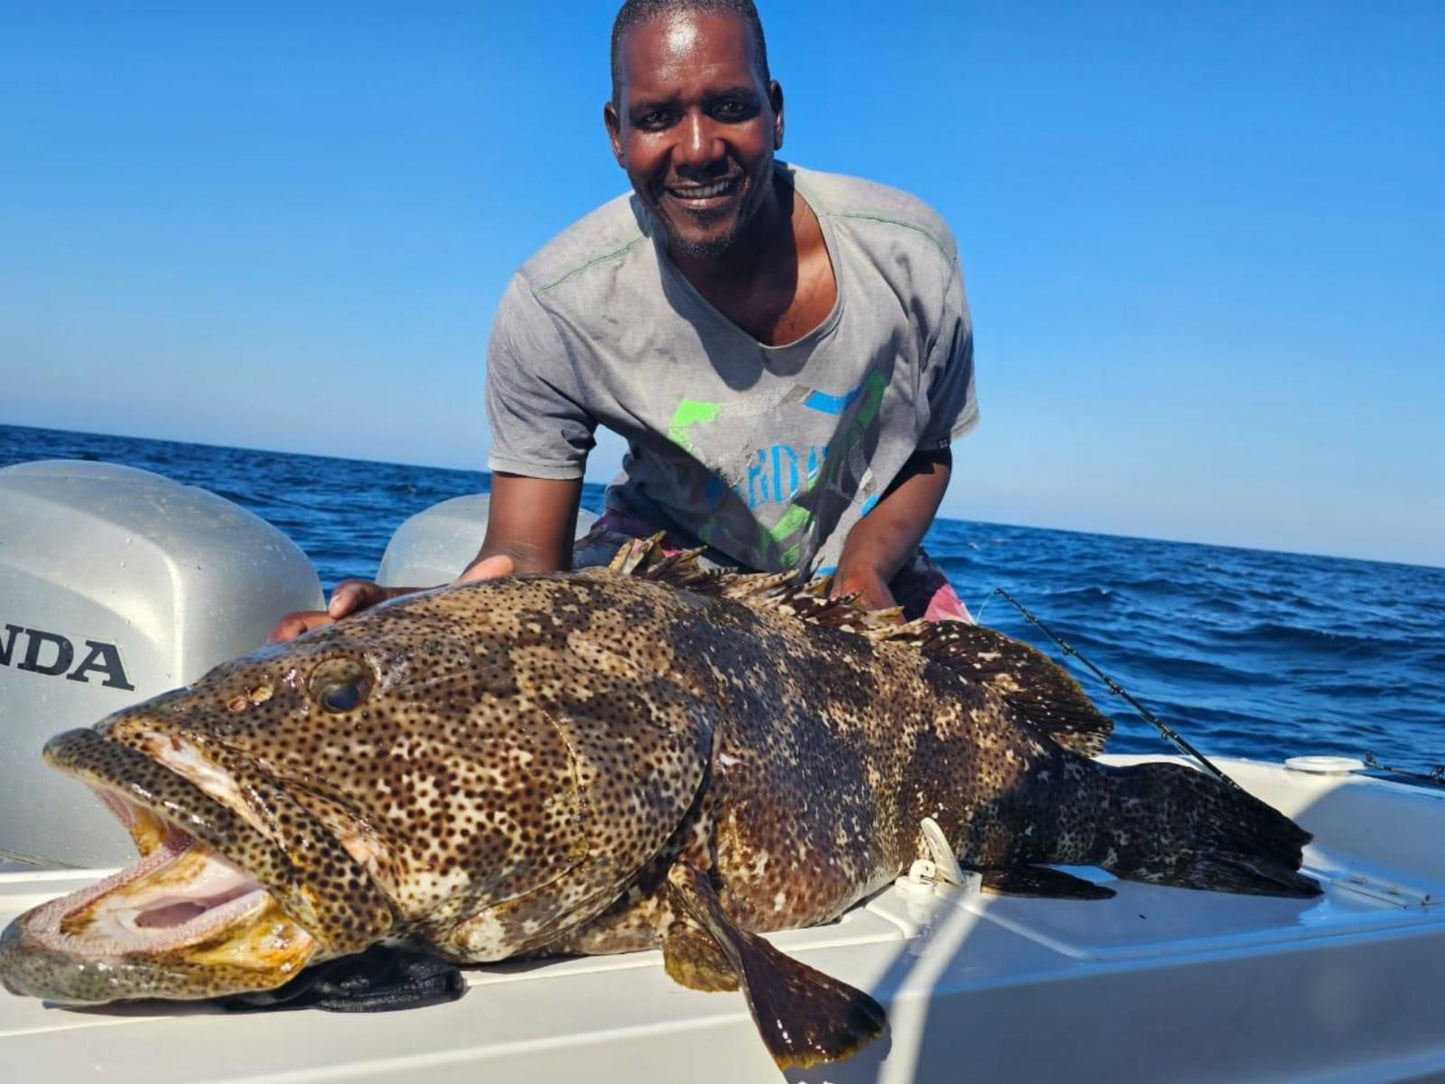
xmin=3 ymin=423 xmax=1442 ymax=776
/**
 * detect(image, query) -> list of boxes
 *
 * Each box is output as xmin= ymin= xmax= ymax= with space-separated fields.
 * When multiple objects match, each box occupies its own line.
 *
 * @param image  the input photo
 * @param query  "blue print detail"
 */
xmin=743 ymin=443 xmax=827 ymax=509
xmin=860 ymin=494 xmax=880 ymax=516
xmin=747 ymin=450 xmax=770 ymax=506
xmin=803 ymin=384 xmax=864 ymax=416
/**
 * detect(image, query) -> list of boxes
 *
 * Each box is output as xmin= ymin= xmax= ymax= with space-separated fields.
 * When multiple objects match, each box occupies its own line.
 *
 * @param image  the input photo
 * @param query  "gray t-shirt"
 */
xmin=485 ymin=164 xmax=977 ymax=575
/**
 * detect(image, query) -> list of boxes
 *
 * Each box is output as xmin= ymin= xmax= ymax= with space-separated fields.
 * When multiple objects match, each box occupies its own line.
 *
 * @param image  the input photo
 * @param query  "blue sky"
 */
xmin=1 ymin=1 xmax=1441 ymax=566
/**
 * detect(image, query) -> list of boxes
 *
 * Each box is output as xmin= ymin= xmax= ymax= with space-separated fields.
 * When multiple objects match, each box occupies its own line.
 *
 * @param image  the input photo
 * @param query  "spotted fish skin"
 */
xmin=0 ymin=545 xmax=1317 ymax=1065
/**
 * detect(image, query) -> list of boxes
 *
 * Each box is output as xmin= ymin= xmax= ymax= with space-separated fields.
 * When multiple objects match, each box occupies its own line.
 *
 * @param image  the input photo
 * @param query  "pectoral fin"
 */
xmin=981 ymin=866 xmax=1117 ymax=900
xmin=217 ymin=945 xmax=465 ymax=1013
xmin=662 ymin=922 xmax=738 ymax=992
xmin=665 ymin=860 xmax=887 ymax=1070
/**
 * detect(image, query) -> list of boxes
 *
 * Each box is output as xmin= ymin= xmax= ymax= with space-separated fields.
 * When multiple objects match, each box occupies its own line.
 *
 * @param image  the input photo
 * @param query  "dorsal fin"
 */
xmin=604 ymin=538 xmax=1111 ymax=755
xmin=606 ymin=534 xmax=729 ymax=591
xmin=873 ymin=620 xmax=1114 ymax=757
xmin=606 ymin=536 xmax=900 ymax=632
xmin=718 ymin=572 xmax=904 ymax=632
xmin=604 ymin=540 xmax=1109 ymax=757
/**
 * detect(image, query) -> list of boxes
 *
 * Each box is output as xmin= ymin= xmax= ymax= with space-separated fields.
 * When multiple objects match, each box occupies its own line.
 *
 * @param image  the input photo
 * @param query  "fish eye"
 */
xmin=308 ymin=659 xmax=373 ymax=714
xmin=321 ymin=683 xmax=363 ymax=713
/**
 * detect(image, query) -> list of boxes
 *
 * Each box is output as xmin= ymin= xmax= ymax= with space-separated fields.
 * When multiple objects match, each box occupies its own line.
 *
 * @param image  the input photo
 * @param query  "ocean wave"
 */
xmin=1210 ymin=622 xmax=1384 ymax=657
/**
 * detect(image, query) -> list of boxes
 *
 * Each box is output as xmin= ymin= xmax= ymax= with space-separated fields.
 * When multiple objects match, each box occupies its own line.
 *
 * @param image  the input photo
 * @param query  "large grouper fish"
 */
xmin=0 ymin=537 xmax=1319 ymax=1068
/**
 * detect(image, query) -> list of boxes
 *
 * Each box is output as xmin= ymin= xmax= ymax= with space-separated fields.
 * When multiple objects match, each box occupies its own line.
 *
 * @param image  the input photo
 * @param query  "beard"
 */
xmin=659 ymin=208 xmax=746 ymax=261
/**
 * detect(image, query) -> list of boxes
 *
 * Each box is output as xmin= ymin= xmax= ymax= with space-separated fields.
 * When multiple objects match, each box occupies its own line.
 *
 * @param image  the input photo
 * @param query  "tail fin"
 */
xmin=1094 ymin=762 xmax=1320 ymax=898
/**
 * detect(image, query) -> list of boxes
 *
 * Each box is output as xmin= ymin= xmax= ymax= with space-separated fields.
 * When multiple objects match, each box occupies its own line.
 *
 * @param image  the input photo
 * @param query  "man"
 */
xmin=273 ymin=0 xmax=974 ymax=643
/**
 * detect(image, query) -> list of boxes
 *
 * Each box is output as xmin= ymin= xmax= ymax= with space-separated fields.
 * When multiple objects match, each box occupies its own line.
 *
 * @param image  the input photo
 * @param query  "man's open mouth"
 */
xmin=664 ymin=175 xmax=743 ymax=209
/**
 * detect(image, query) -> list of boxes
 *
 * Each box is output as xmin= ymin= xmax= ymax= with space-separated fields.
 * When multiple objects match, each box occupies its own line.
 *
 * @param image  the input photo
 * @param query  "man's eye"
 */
xmin=636 ymin=110 xmax=673 ymax=129
xmin=714 ymin=100 xmax=754 ymax=121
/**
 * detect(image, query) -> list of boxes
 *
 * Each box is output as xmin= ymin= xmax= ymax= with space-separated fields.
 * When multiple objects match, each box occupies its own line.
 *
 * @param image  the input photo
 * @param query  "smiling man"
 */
xmin=273 ymin=0 xmax=976 ymax=643
xmin=480 ymin=0 xmax=977 ymax=608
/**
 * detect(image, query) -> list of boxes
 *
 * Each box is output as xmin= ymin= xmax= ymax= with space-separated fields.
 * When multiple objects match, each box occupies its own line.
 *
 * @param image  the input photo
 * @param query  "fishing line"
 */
xmin=0 ymin=846 xmax=82 ymax=870
xmin=988 ymin=587 xmax=1242 ymax=791
xmin=1363 ymin=754 xmax=1445 ymax=789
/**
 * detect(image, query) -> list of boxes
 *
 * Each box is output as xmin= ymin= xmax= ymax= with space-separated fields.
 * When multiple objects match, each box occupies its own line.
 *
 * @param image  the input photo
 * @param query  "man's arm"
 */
xmin=460 ymin=473 xmax=582 ymax=577
xmin=831 ymin=448 xmax=952 ymax=611
xmin=831 ymin=235 xmax=972 ymax=614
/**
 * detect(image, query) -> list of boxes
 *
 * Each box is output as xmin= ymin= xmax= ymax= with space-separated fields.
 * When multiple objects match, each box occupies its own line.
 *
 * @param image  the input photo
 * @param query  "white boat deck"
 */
xmin=4 ymin=757 xmax=1445 ymax=1083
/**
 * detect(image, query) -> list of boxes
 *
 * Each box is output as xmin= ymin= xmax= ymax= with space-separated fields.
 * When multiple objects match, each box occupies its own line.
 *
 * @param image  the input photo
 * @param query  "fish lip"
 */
xmin=0 ymin=828 xmax=298 ymax=1005
xmin=40 ymin=727 xmax=398 ymax=956
xmin=0 ymin=728 xmax=353 ymax=1005
xmin=44 ymin=728 xmax=282 ymax=880
xmin=37 ymin=729 xmax=334 ymax=944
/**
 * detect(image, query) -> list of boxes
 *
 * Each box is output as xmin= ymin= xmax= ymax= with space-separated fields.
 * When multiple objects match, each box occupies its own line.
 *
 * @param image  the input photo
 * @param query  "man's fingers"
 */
xmin=271 ymin=560 xmax=512 ymax=645
xmin=328 ymin=579 xmax=388 ymax=618
xmin=268 ymin=580 xmax=393 ymax=644
xmin=456 ymin=554 xmax=516 ymax=583
xmin=268 ymin=611 xmax=336 ymax=644
xmin=830 ymin=569 xmax=899 ymax=614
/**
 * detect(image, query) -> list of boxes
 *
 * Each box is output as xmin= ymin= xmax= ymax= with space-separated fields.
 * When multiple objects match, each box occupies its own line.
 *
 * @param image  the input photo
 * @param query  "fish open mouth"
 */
xmin=33 ymin=788 xmax=305 ymax=946
xmin=0 ymin=733 xmax=324 ymax=1005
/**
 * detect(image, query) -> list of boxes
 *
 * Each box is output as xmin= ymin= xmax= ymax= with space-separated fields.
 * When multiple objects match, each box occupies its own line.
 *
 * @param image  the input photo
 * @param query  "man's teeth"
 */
xmin=670 ymin=179 xmax=736 ymax=199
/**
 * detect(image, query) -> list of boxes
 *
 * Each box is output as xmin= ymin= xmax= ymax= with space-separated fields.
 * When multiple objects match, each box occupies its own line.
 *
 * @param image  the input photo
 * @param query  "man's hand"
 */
xmin=267 ymin=555 xmax=522 ymax=644
xmin=268 ymin=474 xmax=577 ymax=644
xmin=478 ymin=475 xmax=582 ymax=574
xmin=830 ymin=565 xmax=898 ymax=613
xmin=268 ymin=580 xmax=403 ymax=643
xmin=456 ymin=553 xmax=516 ymax=583
xmin=829 ymin=447 xmax=952 ymax=616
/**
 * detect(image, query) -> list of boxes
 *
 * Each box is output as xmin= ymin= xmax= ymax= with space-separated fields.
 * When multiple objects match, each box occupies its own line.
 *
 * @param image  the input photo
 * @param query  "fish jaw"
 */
xmin=0 ymin=794 xmax=319 ymax=1004
xmin=0 ymin=721 xmax=398 ymax=1005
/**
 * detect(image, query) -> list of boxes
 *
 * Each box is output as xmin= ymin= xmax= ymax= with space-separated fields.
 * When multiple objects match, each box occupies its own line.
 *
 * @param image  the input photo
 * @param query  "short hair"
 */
xmin=610 ymin=0 xmax=772 ymax=104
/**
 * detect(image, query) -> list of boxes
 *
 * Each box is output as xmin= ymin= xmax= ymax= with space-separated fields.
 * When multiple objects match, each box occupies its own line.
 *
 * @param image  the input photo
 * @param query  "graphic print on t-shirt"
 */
xmin=662 ymin=368 xmax=888 ymax=569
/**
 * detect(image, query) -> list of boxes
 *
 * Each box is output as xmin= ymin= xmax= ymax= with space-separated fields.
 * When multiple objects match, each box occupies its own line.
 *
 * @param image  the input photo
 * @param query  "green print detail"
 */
xmin=754 ymin=370 xmax=888 ymax=568
xmin=765 ymin=506 xmax=814 ymax=569
xmin=667 ymin=399 xmax=721 ymax=453
xmin=855 ymin=369 xmax=888 ymax=427
xmin=767 ymin=504 xmax=813 ymax=545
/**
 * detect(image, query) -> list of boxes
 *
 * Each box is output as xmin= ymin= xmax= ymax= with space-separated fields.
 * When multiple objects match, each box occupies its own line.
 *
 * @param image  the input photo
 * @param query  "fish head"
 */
xmin=0 ymin=633 xmax=400 ymax=1004
xmin=0 ymin=577 xmax=716 ymax=1003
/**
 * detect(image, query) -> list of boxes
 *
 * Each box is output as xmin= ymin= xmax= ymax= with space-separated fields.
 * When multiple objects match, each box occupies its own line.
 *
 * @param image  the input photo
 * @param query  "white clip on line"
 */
xmin=906 ymin=817 xmax=980 ymax=892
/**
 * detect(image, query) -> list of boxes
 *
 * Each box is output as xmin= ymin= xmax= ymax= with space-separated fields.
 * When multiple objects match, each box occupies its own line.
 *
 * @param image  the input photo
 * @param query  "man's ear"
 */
xmin=603 ymin=101 xmax=626 ymax=168
xmin=769 ymin=81 xmax=785 ymax=150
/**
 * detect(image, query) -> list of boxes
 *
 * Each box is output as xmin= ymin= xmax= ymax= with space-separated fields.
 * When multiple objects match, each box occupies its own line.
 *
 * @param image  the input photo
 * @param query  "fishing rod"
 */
xmin=988 ymin=587 xmax=1242 ymax=791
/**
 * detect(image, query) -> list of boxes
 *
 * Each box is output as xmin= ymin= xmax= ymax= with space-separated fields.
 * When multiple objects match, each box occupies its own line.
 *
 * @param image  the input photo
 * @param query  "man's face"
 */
xmin=605 ymin=11 xmax=784 ymax=261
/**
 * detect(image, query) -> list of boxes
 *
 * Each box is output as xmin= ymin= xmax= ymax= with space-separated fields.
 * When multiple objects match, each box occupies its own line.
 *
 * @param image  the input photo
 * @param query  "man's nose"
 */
xmin=675 ymin=112 xmax=723 ymax=170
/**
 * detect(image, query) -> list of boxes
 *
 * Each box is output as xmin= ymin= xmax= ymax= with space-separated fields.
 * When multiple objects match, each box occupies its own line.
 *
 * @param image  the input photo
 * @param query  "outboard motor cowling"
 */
xmin=375 ymin=494 xmax=596 ymax=587
xmin=0 ymin=460 xmax=323 ymax=868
